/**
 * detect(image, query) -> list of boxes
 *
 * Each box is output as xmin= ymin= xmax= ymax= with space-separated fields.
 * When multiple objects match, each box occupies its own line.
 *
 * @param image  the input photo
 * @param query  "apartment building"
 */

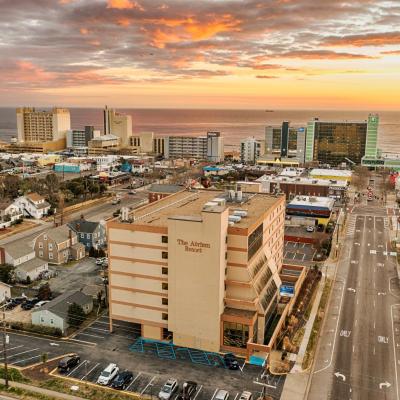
xmin=240 ymin=137 xmax=265 ymax=164
xmin=66 ymin=126 xmax=100 ymax=155
xmin=107 ymin=189 xmax=289 ymax=357
xmin=16 ymin=107 xmax=70 ymax=151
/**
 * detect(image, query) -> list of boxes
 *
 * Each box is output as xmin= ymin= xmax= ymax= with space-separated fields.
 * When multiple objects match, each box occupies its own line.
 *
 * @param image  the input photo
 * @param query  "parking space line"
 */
xmin=68 ymin=359 xmax=87 ymax=377
xmin=193 ymin=385 xmax=203 ymax=400
xmin=126 ymin=373 xmax=140 ymax=391
xmin=239 ymin=360 xmax=246 ymax=372
xmin=130 ymin=372 xmax=142 ymax=387
xmin=233 ymin=393 xmax=238 ymax=400
xmin=77 ymin=332 xmax=105 ymax=339
xmin=141 ymin=376 xmax=156 ymax=395
xmin=86 ymin=326 xmax=109 ymax=333
xmin=12 ymin=355 xmax=41 ymax=365
xmin=5 ymin=345 xmax=24 ymax=352
xmin=81 ymin=362 xmax=99 ymax=381
xmin=0 ymin=348 xmax=39 ymax=360
xmin=211 ymin=388 xmax=218 ymax=400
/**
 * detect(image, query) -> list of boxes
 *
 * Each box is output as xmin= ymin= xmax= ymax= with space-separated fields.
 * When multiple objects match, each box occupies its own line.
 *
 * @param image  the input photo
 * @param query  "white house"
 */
xmin=0 ymin=282 xmax=11 ymax=303
xmin=1 ymin=240 xmax=48 ymax=282
xmin=0 ymin=201 xmax=23 ymax=229
xmin=31 ymin=290 xmax=93 ymax=335
xmin=13 ymin=193 xmax=51 ymax=219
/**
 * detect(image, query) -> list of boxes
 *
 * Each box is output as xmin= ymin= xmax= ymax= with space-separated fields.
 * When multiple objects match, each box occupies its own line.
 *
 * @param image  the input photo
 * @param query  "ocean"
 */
xmin=0 ymin=108 xmax=399 ymax=152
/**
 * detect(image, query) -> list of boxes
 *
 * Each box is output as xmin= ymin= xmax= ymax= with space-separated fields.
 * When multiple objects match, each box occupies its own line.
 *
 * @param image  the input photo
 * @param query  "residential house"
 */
xmin=13 ymin=193 xmax=51 ymax=219
xmin=67 ymin=218 xmax=106 ymax=251
xmin=34 ymin=225 xmax=85 ymax=265
xmin=0 ymin=240 xmax=48 ymax=282
xmin=31 ymin=290 xmax=93 ymax=335
xmin=0 ymin=282 xmax=11 ymax=303
xmin=0 ymin=201 xmax=23 ymax=229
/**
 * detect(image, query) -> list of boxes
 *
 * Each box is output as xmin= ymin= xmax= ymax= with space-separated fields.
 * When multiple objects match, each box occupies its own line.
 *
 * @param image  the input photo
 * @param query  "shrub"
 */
xmin=10 ymin=322 xmax=62 ymax=337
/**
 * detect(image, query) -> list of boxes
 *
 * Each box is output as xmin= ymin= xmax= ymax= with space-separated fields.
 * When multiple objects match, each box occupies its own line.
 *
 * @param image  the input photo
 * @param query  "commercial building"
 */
xmin=309 ymin=168 xmax=352 ymax=182
xmin=104 ymin=106 xmax=133 ymax=147
xmin=265 ymin=122 xmax=306 ymax=163
xmin=16 ymin=107 xmax=70 ymax=151
xmin=88 ymin=134 xmax=120 ymax=155
xmin=131 ymin=132 xmax=165 ymax=155
xmin=240 ymin=137 xmax=265 ymax=164
xmin=305 ymin=114 xmax=378 ymax=166
xmin=164 ymin=132 xmax=223 ymax=161
xmin=286 ymin=196 xmax=335 ymax=222
xmin=107 ymin=189 xmax=297 ymax=359
xmin=66 ymin=126 xmax=100 ymax=155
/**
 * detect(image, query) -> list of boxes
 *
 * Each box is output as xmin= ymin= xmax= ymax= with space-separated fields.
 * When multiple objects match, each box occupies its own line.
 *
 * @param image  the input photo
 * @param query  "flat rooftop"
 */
xmin=256 ymin=174 xmax=348 ymax=187
xmin=310 ymin=168 xmax=352 ymax=178
xmin=288 ymin=195 xmax=335 ymax=209
xmin=130 ymin=189 xmax=283 ymax=228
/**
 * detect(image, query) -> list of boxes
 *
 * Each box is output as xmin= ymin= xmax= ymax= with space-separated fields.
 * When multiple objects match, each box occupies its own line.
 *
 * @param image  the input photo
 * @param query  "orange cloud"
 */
xmin=324 ymin=32 xmax=400 ymax=47
xmin=274 ymin=50 xmax=376 ymax=59
xmin=381 ymin=50 xmax=400 ymax=55
xmin=107 ymin=0 xmax=143 ymax=10
xmin=117 ymin=17 xmax=131 ymax=27
xmin=256 ymin=75 xmax=279 ymax=79
xmin=80 ymin=28 xmax=89 ymax=35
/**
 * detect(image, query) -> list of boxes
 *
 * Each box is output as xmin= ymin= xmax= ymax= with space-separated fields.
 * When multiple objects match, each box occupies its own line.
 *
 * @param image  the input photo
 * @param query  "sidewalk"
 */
xmin=0 ymin=378 xmax=88 ymax=400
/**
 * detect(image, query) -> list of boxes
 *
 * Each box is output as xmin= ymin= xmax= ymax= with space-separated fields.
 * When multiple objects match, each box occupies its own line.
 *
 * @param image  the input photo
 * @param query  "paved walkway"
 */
xmin=0 ymin=378 xmax=88 ymax=400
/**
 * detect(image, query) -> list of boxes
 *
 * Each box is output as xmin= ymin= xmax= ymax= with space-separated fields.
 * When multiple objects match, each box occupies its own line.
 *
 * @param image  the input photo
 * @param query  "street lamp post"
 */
xmin=2 ymin=306 xmax=9 ymax=388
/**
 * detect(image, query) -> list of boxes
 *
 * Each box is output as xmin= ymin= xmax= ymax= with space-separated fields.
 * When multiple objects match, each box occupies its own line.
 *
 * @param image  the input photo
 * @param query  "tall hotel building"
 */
xmin=305 ymin=114 xmax=379 ymax=166
xmin=16 ymin=107 xmax=70 ymax=151
xmin=107 ymin=189 xmax=293 ymax=357
xmin=104 ymin=106 xmax=133 ymax=148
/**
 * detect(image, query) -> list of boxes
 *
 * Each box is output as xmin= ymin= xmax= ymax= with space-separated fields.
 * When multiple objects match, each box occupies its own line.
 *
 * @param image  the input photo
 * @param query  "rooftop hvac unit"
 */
xmin=228 ymin=190 xmax=235 ymax=201
xmin=213 ymin=198 xmax=226 ymax=207
xmin=228 ymin=221 xmax=235 ymax=226
xmin=236 ymin=191 xmax=243 ymax=202
xmin=228 ymin=215 xmax=242 ymax=223
xmin=312 ymin=180 xmax=318 ymax=184
xmin=233 ymin=210 xmax=248 ymax=217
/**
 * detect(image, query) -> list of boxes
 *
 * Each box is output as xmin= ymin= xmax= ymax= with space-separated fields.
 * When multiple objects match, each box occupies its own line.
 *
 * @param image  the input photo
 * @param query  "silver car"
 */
xmin=214 ymin=390 xmax=229 ymax=400
xmin=159 ymin=378 xmax=178 ymax=400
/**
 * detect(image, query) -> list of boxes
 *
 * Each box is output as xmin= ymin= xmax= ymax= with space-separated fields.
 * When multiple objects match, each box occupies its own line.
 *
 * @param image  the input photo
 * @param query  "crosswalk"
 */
xmin=384 ymin=217 xmax=389 ymax=229
xmin=346 ymin=215 xmax=357 ymax=236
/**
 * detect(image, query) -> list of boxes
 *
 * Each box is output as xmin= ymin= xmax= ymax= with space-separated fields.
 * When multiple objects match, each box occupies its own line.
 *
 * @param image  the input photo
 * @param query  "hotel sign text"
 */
xmin=177 ymin=239 xmax=211 ymax=253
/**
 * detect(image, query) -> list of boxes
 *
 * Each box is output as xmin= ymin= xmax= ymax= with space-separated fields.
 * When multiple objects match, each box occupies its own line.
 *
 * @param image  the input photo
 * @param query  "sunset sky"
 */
xmin=0 ymin=0 xmax=399 ymax=109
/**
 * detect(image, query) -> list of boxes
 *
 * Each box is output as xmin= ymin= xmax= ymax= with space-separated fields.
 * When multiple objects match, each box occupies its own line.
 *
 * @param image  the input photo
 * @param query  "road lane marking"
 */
xmin=5 ymin=345 xmax=23 ymax=352
xmin=211 ymin=388 xmax=219 ymax=400
xmin=12 ymin=355 xmax=41 ymax=365
xmin=76 ymin=332 xmax=105 ymax=339
xmin=379 ymin=382 xmax=392 ymax=389
xmin=334 ymin=372 xmax=346 ymax=382
xmin=233 ymin=394 xmax=238 ymax=400
xmin=130 ymin=372 xmax=142 ymax=386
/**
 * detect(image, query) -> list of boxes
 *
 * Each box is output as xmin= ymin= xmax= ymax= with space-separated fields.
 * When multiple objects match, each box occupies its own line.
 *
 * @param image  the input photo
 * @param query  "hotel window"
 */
xmin=48 ymin=243 xmax=53 ymax=251
xmin=44 ymin=234 xmax=47 ymax=241
xmin=49 ymin=253 xmax=53 ymax=260
xmin=162 ymin=298 xmax=168 ymax=305
xmin=223 ymin=322 xmax=249 ymax=349
xmin=161 ymin=236 xmax=168 ymax=243
xmin=162 ymin=283 xmax=168 ymax=290
xmin=162 ymin=313 xmax=168 ymax=320
xmin=162 ymin=251 xmax=168 ymax=259
xmin=162 ymin=267 xmax=168 ymax=275
xmin=39 ymin=251 xmax=43 ymax=257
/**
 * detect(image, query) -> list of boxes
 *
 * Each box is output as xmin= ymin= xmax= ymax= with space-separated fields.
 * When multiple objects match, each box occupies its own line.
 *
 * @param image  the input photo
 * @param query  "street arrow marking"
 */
xmin=49 ymin=343 xmax=60 ymax=346
xmin=370 ymin=250 xmax=377 ymax=254
xmin=334 ymin=372 xmax=346 ymax=382
xmin=347 ymin=288 xmax=356 ymax=293
xmin=379 ymin=382 xmax=391 ymax=389
xmin=378 ymin=292 xmax=387 ymax=296
xmin=354 ymin=243 xmax=360 ymax=246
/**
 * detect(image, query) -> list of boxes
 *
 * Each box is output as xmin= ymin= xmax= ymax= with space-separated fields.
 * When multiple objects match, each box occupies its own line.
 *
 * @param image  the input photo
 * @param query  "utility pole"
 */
xmin=2 ymin=308 xmax=8 ymax=388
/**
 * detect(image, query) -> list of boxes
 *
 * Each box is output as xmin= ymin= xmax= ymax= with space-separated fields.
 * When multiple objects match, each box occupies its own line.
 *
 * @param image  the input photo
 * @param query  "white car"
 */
xmin=306 ymin=226 xmax=315 ymax=232
xmin=97 ymin=363 xmax=119 ymax=386
xmin=238 ymin=392 xmax=252 ymax=400
xmin=159 ymin=378 xmax=178 ymax=400
xmin=214 ymin=389 xmax=229 ymax=400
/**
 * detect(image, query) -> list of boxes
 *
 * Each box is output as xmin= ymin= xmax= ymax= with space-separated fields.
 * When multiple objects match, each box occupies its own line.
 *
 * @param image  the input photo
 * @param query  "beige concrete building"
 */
xmin=104 ymin=106 xmax=132 ymax=147
xmin=131 ymin=132 xmax=165 ymax=155
xmin=16 ymin=107 xmax=70 ymax=144
xmin=107 ymin=189 xmax=303 ymax=358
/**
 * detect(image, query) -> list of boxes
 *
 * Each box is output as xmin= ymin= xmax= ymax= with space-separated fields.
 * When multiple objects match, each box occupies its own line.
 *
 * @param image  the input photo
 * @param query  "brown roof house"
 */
xmin=34 ymin=225 xmax=85 ymax=265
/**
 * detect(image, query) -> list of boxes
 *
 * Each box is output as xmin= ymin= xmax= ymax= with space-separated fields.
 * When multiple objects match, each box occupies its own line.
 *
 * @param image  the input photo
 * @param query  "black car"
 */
xmin=223 ymin=353 xmax=240 ymax=370
xmin=177 ymin=381 xmax=198 ymax=400
xmin=111 ymin=370 xmax=133 ymax=390
xmin=58 ymin=354 xmax=80 ymax=372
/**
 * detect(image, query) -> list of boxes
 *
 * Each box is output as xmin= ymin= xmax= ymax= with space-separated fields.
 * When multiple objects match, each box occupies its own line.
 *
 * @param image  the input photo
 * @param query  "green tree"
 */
xmin=99 ymin=183 xmax=107 ymax=194
xmin=37 ymin=283 xmax=52 ymax=301
xmin=3 ymin=175 xmax=21 ymax=198
xmin=88 ymin=182 xmax=100 ymax=198
xmin=67 ymin=302 xmax=86 ymax=328
xmin=0 ymin=264 xmax=14 ymax=284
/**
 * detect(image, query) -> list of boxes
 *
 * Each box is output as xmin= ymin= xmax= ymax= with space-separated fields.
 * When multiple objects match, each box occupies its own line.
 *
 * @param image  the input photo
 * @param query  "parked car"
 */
xmin=58 ymin=354 xmax=80 ymax=373
xmin=238 ymin=392 xmax=252 ymax=400
xmin=112 ymin=198 xmax=121 ymax=205
xmin=97 ymin=363 xmax=119 ymax=386
xmin=5 ymin=301 xmax=17 ymax=310
xmin=128 ymin=190 xmax=137 ymax=195
xmin=34 ymin=300 xmax=50 ymax=309
xmin=306 ymin=226 xmax=315 ymax=232
xmin=111 ymin=370 xmax=133 ymax=390
xmin=176 ymin=381 xmax=197 ymax=400
xmin=96 ymin=257 xmax=105 ymax=265
xmin=112 ymin=209 xmax=120 ymax=217
xmin=21 ymin=298 xmax=39 ymax=310
xmin=159 ymin=378 xmax=178 ymax=400
xmin=214 ymin=390 xmax=229 ymax=400
xmin=102 ymin=259 xmax=108 ymax=268
xmin=223 ymin=353 xmax=239 ymax=370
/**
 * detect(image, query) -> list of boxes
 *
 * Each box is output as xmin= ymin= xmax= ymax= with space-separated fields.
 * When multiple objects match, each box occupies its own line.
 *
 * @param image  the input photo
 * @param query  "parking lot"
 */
xmin=5 ymin=316 xmax=287 ymax=400
xmin=284 ymin=241 xmax=316 ymax=264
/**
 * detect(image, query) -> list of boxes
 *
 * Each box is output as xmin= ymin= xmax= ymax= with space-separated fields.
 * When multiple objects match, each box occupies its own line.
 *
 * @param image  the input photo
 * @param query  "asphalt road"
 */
xmin=308 ymin=181 xmax=399 ymax=399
